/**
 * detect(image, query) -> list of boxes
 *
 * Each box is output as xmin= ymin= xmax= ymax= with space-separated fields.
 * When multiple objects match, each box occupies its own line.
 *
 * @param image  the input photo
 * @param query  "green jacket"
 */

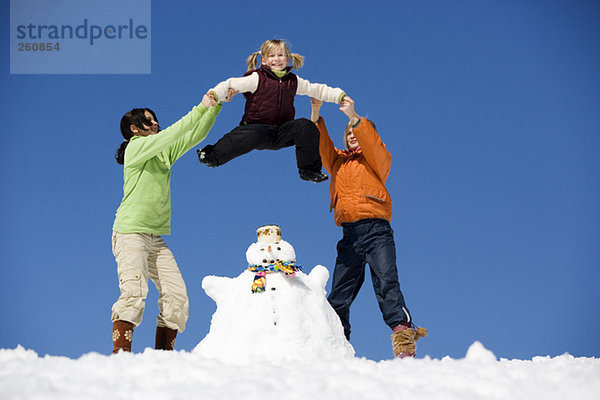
xmin=113 ymin=103 xmax=221 ymax=235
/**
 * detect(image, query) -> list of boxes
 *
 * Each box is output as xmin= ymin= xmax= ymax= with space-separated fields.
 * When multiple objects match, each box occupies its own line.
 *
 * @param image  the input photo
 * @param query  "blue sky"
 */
xmin=1 ymin=0 xmax=598 ymax=361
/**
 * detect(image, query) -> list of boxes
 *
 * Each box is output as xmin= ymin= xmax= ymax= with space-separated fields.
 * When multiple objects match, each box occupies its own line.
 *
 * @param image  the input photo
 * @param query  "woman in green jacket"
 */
xmin=111 ymin=90 xmax=233 ymax=353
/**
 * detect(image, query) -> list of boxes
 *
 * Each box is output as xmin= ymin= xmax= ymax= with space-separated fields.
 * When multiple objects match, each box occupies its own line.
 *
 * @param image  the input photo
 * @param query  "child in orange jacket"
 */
xmin=310 ymin=97 xmax=427 ymax=357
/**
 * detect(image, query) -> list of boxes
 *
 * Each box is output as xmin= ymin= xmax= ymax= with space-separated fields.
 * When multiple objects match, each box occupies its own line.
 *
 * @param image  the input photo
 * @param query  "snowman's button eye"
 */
xmin=260 ymin=248 xmax=264 ymax=251
xmin=277 ymin=247 xmax=281 ymax=250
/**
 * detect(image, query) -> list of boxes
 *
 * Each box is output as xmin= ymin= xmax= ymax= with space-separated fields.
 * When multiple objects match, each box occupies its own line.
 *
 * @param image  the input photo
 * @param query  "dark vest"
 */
xmin=241 ymin=65 xmax=298 ymax=125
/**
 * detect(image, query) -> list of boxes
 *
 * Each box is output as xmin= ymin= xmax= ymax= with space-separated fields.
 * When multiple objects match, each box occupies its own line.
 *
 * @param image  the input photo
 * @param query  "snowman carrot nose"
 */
xmin=268 ymin=245 xmax=272 ymax=252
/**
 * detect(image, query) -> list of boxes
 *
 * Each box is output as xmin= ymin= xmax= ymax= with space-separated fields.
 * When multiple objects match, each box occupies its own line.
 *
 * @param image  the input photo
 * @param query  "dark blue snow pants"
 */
xmin=327 ymin=218 xmax=411 ymax=340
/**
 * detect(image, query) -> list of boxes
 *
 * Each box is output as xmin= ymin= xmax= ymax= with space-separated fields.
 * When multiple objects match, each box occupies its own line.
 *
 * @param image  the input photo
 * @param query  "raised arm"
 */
xmin=125 ymin=99 xmax=211 ymax=166
xmin=340 ymin=97 xmax=391 ymax=182
xmin=167 ymin=91 xmax=234 ymax=162
xmin=297 ymin=77 xmax=346 ymax=104
xmin=310 ymin=97 xmax=322 ymax=123
xmin=210 ymin=73 xmax=259 ymax=102
xmin=311 ymin=98 xmax=338 ymax=174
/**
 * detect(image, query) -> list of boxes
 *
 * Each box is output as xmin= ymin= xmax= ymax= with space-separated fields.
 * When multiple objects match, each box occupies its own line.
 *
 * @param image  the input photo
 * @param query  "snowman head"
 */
xmin=246 ymin=225 xmax=296 ymax=266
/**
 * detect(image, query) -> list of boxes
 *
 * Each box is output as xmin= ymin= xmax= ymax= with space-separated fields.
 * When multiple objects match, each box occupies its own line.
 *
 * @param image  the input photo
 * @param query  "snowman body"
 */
xmin=194 ymin=239 xmax=355 ymax=363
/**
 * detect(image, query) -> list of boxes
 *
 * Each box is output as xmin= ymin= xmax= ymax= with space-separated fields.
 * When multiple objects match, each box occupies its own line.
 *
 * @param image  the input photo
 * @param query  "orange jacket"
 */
xmin=317 ymin=116 xmax=393 ymax=226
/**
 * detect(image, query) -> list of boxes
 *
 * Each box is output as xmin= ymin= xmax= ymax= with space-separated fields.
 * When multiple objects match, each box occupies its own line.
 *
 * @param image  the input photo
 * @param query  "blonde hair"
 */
xmin=246 ymin=39 xmax=304 ymax=71
xmin=343 ymin=122 xmax=354 ymax=149
xmin=344 ymin=119 xmax=377 ymax=149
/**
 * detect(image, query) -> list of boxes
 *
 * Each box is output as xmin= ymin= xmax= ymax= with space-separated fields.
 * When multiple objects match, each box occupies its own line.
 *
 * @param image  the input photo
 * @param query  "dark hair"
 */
xmin=115 ymin=108 xmax=159 ymax=164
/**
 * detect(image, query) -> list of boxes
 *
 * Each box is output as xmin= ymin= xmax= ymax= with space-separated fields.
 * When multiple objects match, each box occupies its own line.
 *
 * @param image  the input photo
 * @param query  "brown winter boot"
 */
xmin=155 ymin=326 xmax=178 ymax=350
xmin=391 ymin=323 xmax=428 ymax=358
xmin=112 ymin=320 xmax=134 ymax=354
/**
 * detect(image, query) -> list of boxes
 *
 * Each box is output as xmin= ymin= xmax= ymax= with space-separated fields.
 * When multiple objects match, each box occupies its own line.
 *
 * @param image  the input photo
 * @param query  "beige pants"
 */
xmin=111 ymin=232 xmax=189 ymax=332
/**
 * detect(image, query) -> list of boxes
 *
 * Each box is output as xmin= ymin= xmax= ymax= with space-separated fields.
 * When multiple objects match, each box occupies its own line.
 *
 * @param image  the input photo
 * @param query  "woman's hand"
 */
xmin=339 ymin=96 xmax=360 ymax=126
xmin=202 ymin=88 xmax=237 ymax=108
xmin=310 ymin=97 xmax=323 ymax=123
xmin=201 ymin=91 xmax=218 ymax=108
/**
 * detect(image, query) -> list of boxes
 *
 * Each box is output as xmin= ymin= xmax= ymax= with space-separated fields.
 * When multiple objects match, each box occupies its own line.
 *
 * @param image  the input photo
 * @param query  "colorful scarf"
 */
xmin=248 ymin=261 xmax=301 ymax=293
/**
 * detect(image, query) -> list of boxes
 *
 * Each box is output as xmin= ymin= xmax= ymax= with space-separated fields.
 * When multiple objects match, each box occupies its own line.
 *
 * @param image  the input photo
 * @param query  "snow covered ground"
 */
xmin=3 ymin=236 xmax=597 ymax=399
xmin=1 ymin=342 xmax=599 ymax=400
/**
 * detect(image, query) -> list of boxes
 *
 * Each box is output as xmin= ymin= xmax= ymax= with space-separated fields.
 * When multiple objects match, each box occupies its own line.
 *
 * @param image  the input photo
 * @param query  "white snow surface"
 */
xmin=1 ymin=343 xmax=599 ymax=400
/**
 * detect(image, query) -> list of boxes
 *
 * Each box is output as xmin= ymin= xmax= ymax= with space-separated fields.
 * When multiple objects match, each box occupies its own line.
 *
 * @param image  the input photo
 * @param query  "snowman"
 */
xmin=194 ymin=225 xmax=355 ymax=363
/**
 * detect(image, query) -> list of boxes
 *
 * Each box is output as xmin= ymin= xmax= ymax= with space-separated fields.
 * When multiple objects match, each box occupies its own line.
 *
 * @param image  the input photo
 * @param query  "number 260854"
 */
xmin=18 ymin=42 xmax=61 ymax=52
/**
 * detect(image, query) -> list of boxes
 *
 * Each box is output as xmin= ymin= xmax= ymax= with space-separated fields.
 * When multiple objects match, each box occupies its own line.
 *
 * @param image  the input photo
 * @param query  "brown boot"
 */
xmin=112 ymin=320 xmax=134 ymax=354
xmin=155 ymin=326 xmax=178 ymax=350
xmin=391 ymin=323 xmax=428 ymax=358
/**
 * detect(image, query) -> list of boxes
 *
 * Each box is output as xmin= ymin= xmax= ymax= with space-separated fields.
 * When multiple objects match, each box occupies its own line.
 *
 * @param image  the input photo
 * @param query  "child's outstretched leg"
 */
xmin=275 ymin=118 xmax=328 ymax=183
xmin=197 ymin=124 xmax=274 ymax=167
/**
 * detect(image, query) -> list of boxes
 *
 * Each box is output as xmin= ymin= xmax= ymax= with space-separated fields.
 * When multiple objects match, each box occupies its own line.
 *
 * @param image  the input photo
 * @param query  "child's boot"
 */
xmin=197 ymin=145 xmax=219 ymax=168
xmin=299 ymin=169 xmax=329 ymax=183
xmin=112 ymin=320 xmax=134 ymax=353
xmin=155 ymin=326 xmax=178 ymax=350
xmin=391 ymin=323 xmax=428 ymax=358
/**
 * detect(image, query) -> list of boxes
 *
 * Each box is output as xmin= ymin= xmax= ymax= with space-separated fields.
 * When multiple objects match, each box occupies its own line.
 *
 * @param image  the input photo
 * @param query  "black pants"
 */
xmin=327 ymin=218 xmax=412 ymax=340
xmin=203 ymin=118 xmax=323 ymax=172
